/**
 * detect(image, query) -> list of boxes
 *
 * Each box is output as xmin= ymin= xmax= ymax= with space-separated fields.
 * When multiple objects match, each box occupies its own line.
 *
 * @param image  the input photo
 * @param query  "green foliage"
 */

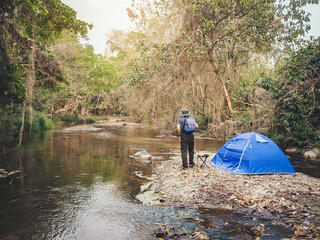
xmin=195 ymin=114 xmax=212 ymax=131
xmin=235 ymin=77 xmax=254 ymax=104
xmin=59 ymin=114 xmax=81 ymax=123
xmin=116 ymin=0 xmax=320 ymax=128
xmin=16 ymin=0 xmax=92 ymax=42
xmin=188 ymin=0 xmax=318 ymax=51
xmin=0 ymin=0 xmax=94 ymax=143
xmin=0 ymin=0 xmax=92 ymax=101
xmin=0 ymin=104 xmax=21 ymax=142
xmin=189 ymin=0 xmax=277 ymax=47
xmin=271 ymin=38 xmax=320 ymax=148
xmin=125 ymin=41 xmax=172 ymax=86
xmin=51 ymin=32 xmax=121 ymax=115
xmin=0 ymin=104 xmax=54 ymax=143
xmin=239 ymin=109 xmax=254 ymax=127
xmin=0 ymin=41 xmax=27 ymax=103
xmin=259 ymin=76 xmax=276 ymax=92
xmin=24 ymin=112 xmax=54 ymax=133
xmin=147 ymin=117 xmax=153 ymax=128
xmin=32 ymin=112 xmax=54 ymax=132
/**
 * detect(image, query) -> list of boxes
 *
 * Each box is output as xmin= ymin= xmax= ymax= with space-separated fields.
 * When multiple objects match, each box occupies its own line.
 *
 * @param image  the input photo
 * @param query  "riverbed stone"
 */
xmin=304 ymin=148 xmax=320 ymax=160
xmin=285 ymin=146 xmax=299 ymax=154
xmin=134 ymin=150 xmax=152 ymax=160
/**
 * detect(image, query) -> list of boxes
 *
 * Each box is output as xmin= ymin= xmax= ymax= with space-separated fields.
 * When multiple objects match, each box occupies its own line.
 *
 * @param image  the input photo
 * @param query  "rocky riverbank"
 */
xmin=60 ymin=116 xmax=320 ymax=238
xmin=286 ymin=147 xmax=320 ymax=161
xmin=137 ymin=150 xmax=320 ymax=239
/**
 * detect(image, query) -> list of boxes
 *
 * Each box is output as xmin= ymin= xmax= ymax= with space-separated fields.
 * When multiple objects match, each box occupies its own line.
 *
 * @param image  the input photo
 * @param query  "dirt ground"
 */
xmin=137 ymin=150 xmax=320 ymax=238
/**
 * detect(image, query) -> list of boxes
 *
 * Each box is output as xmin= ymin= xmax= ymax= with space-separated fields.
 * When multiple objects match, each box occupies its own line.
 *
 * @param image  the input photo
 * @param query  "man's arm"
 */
xmin=177 ymin=124 xmax=181 ymax=136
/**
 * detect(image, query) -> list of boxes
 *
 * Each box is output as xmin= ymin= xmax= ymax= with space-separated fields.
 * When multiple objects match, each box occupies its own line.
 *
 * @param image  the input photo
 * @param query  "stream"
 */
xmin=0 ymin=124 xmax=319 ymax=239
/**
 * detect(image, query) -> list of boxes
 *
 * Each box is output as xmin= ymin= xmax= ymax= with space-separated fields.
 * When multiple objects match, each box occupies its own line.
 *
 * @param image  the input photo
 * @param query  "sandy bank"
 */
xmin=93 ymin=116 xmax=146 ymax=128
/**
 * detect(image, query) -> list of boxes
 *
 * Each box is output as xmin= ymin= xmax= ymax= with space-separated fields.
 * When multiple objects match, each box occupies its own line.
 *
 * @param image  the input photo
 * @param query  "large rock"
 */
xmin=303 ymin=148 xmax=320 ymax=160
xmin=285 ymin=147 xmax=299 ymax=154
xmin=134 ymin=151 xmax=152 ymax=160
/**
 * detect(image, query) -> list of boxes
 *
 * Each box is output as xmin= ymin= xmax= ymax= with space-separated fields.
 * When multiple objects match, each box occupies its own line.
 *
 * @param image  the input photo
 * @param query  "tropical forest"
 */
xmin=0 ymin=0 xmax=320 ymax=239
xmin=1 ymin=0 xmax=319 ymax=150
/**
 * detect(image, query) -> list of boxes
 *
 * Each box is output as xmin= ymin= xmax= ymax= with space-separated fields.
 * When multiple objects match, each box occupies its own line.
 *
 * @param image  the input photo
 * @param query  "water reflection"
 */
xmin=289 ymin=155 xmax=320 ymax=178
xmin=0 ymin=127 xmax=185 ymax=239
xmin=0 ymin=125 xmax=317 ymax=239
xmin=46 ymin=183 xmax=154 ymax=240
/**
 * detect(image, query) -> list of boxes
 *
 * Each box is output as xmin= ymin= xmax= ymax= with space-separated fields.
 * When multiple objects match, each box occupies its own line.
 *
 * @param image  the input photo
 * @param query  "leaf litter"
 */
xmin=137 ymin=151 xmax=320 ymax=239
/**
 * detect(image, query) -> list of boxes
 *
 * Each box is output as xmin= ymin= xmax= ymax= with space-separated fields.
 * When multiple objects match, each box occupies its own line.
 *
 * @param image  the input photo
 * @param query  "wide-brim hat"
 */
xmin=180 ymin=109 xmax=190 ymax=117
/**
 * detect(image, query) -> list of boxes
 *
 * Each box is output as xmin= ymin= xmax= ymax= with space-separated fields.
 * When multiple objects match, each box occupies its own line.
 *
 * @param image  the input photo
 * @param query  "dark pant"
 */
xmin=181 ymin=135 xmax=195 ymax=168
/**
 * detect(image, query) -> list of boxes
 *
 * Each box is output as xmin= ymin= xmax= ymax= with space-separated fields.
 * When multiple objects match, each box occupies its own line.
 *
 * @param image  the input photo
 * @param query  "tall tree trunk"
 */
xmin=18 ymin=17 xmax=36 ymax=147
xmin=27 ymin=43 xmax=36 ymax=133
xmin=208 ymin=48 xmax=235 ymax=114
xmin=18 ymin=100 xmax=27 ymax=147
xmin=28 ymin=18 xmax=36 ymax=134
xmin=252 ymin=87 xmax=256 ymax=131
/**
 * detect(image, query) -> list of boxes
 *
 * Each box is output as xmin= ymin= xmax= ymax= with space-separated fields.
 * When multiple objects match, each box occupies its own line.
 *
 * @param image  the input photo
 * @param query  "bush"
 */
xmin=270 ymin=38 xmax=320 ymax=148
xmin=195 ymin=114 xmax=212 ymax=131
xmin=33 ymin=113 xmax=54 ymax=132
xmin=59 ymin=114 xmax=80 ymax=123
xmin=58 ymin=114 xmax=105 ymax=124
xmin=0 ymin=104 xmax=54 ymax=143
xmin=0 ymin=104 xmax=20 ymax=142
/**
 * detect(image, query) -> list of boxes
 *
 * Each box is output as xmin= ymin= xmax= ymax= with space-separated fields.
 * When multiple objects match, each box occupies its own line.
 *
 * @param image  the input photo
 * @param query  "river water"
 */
xmin=0 ymin=125 xmax=319 ymax=239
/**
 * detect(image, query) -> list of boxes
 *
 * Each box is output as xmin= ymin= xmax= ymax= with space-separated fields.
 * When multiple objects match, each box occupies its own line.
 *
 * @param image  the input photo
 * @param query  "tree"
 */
xmin=183 ymin=0 xmax=318 ymax=114
xmin=118 ymin=0 xmax=319 ymax=135
xmin=0 ymin=0 xmax=92 ymax=145
xmin=271 ymin=38 xmax=320 ymax=148
xmin=51 ymin=32 xmax=120 ymax=117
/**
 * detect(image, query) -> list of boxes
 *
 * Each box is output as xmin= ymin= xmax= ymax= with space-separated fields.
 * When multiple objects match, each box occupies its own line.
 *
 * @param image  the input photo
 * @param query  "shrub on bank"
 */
xmin=270 ymin=38 xmax=320 ymax=149
xmin=0 ymin=106 xmax=21 ymax=142
xmin=31 ymin=113 xmax=55 ymax=133
xmin=0 ymin=105 xmax=54 ymax=143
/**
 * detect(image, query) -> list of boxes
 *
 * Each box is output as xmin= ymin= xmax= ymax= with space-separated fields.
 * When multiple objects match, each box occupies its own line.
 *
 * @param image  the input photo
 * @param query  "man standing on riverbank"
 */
xmin=177 ymin=109 xmax=198 ymax=170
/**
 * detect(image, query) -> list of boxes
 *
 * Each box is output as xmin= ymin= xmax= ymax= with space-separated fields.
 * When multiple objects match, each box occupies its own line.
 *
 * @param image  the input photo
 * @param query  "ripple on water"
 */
xmin=0 ymin=126 xmax=311 ymax=239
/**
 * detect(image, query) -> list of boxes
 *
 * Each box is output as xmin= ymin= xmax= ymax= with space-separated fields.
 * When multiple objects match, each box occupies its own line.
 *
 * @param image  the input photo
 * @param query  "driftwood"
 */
xmin=54 ymin=100 xmax=79 ymax=115
xmin=0 ymin=169 xmax=20 ymax=178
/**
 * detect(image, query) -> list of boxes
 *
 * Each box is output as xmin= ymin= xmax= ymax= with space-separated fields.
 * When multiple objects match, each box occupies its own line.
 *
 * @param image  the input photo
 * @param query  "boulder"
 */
xmin=303 ymin=148 xmax=320 ymax=160
xmin=134 ymin=151 xmax=152 ymax=160
xmin=285 ymin=147 xmax=299 ymax=154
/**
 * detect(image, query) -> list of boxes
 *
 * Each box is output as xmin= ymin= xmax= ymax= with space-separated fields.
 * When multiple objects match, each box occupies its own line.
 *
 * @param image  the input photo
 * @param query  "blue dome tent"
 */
xmin=211 ymin=132 xmax=296 ymax=174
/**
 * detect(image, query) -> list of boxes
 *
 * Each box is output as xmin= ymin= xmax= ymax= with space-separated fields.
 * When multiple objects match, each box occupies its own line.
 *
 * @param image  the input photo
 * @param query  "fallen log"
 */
xmin=0 ymin=169 xmax=20 ymax=178
xmin=54 ymin=100 xmax=79 ymax=115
